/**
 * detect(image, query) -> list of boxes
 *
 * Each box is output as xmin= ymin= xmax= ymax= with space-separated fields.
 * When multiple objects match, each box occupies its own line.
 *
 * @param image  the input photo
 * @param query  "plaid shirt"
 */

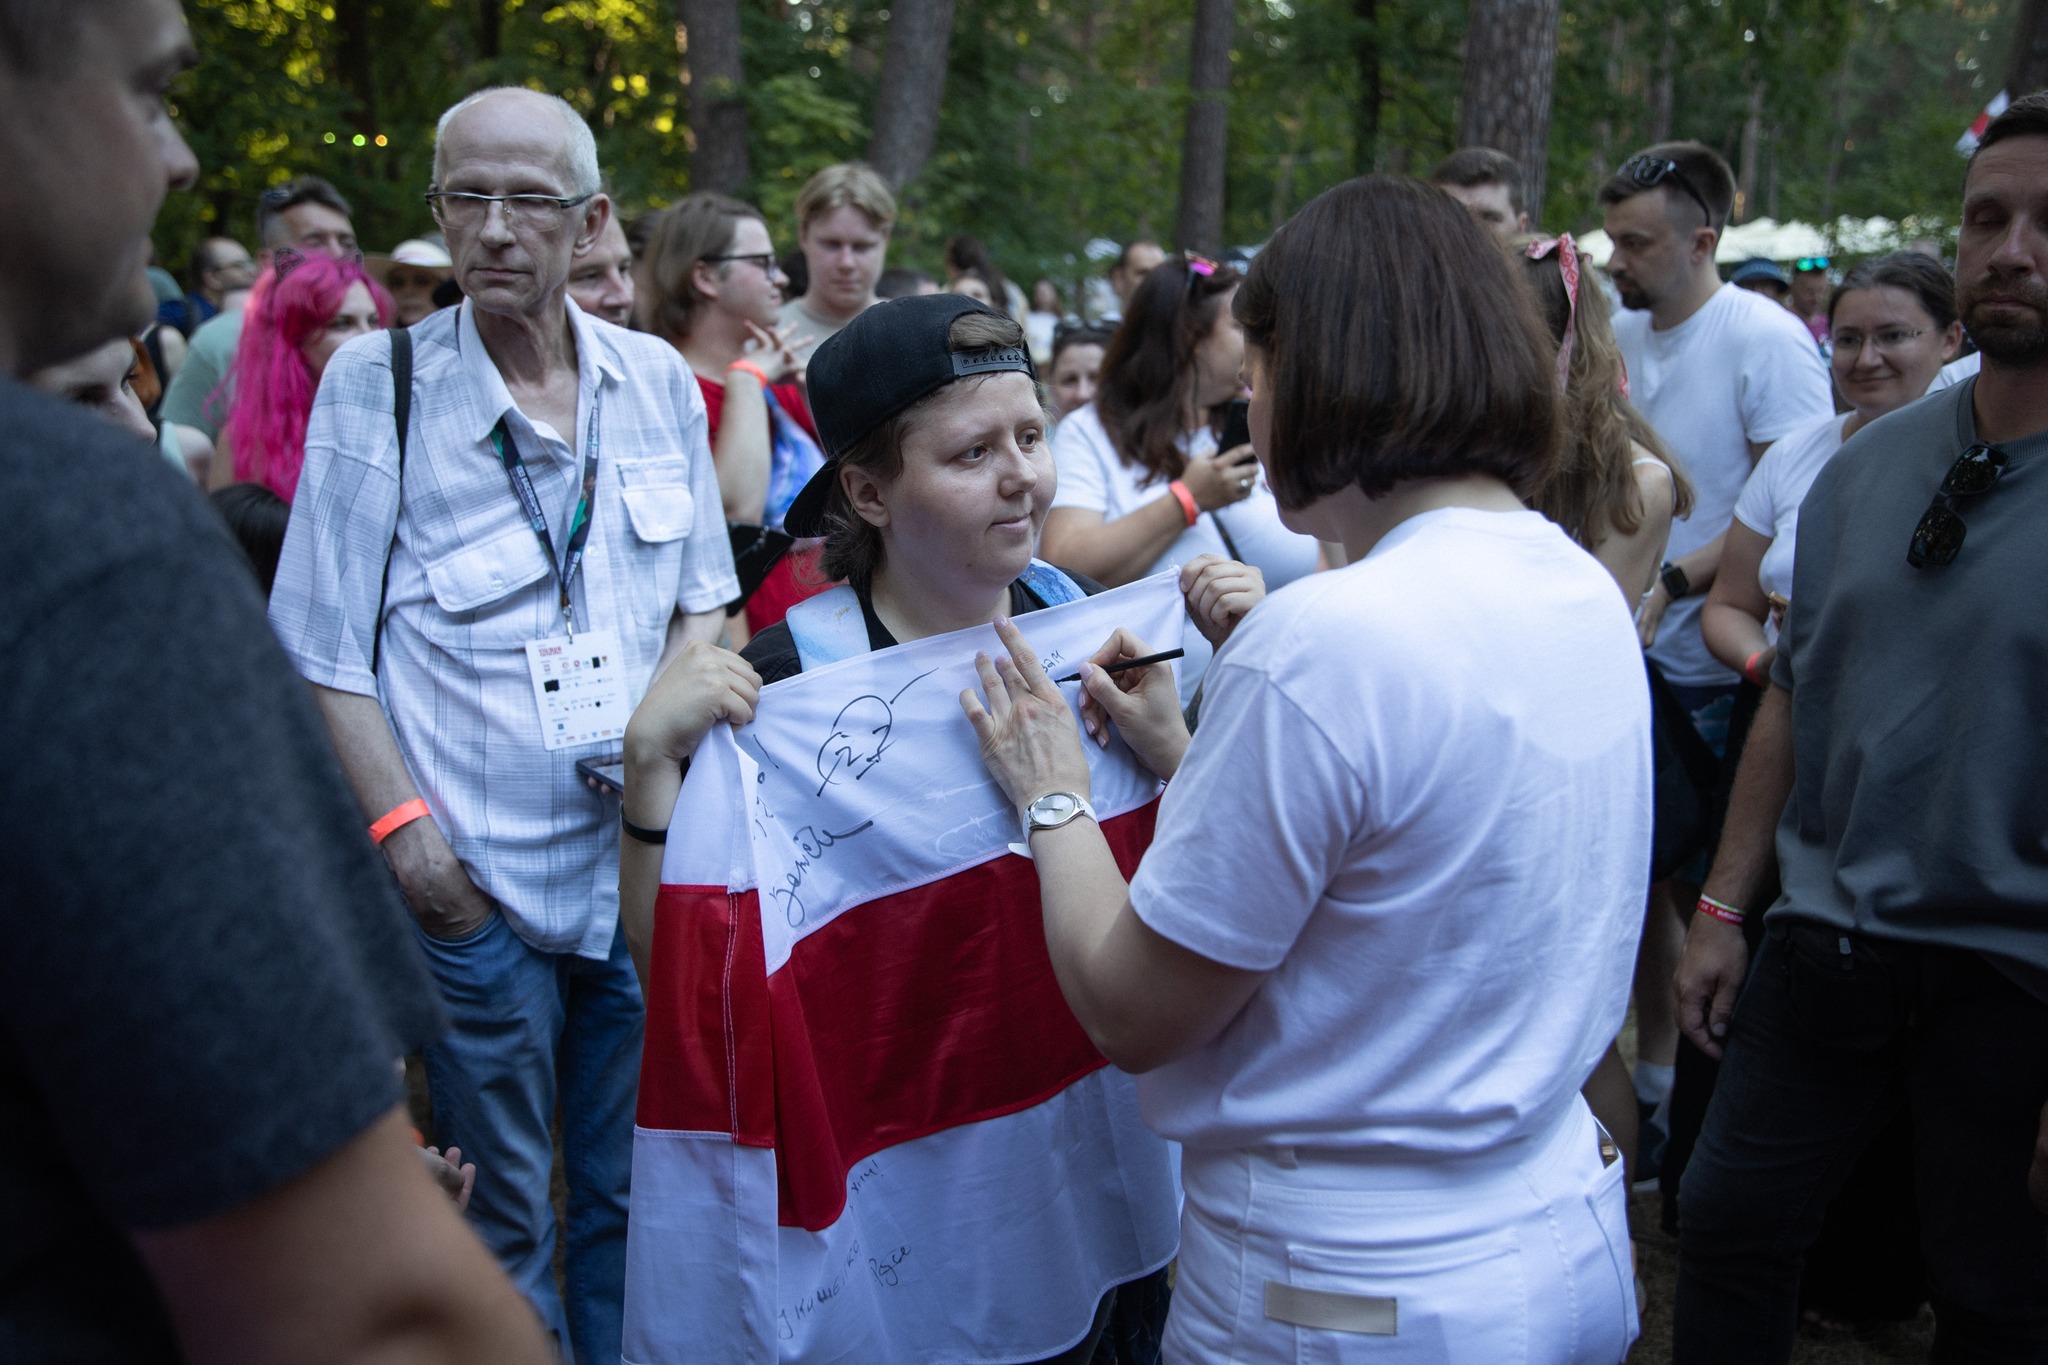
xmin=272 ymin=300 xmax=737 ymax=958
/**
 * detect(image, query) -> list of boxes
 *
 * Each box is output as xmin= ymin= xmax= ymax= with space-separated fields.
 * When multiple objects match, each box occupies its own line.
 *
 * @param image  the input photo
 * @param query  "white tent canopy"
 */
xmin=1572 ymin=215 xmax=1935 ymax=270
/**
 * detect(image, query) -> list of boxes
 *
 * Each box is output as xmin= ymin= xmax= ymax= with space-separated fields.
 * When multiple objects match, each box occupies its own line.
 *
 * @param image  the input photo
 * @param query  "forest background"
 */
xmin=157 ymin=0 xmax=2040 ymax=297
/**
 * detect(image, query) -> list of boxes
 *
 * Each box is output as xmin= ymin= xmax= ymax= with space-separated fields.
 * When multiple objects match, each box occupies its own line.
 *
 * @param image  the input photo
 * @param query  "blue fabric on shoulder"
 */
xmin=785 ymin=560 xmax=1083 ymax=671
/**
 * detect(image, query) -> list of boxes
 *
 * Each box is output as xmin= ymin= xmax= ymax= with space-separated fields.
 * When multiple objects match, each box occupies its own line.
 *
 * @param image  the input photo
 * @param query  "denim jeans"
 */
xmin=415 ymin=909 xmax=643 ymax=1365
xmin=1674 ymin=918 xmax=2048 ymax=1364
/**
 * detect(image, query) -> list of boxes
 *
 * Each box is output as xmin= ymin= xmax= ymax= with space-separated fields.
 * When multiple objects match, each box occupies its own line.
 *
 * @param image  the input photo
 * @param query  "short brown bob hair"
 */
xmin=1235 ymin=175 xmax=1558 ymax=509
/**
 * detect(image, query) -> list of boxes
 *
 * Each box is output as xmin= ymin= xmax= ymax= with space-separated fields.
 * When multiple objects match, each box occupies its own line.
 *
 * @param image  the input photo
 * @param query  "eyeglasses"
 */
xmin=1830 ymin=326 xmax=1931 ymax=355
xmin=1795 ymin=256 xmax=1831 ymax=273
xmin=424 ymin=190 xmax=595 ymax=230
xmin=704 ymin=252 xmax=776 ymax=273
xmin=1617 ymin=155 xmax=1718 ymax=230
xmin=1908 ymin=442 xmax=2007 ymax=568
xmin=272 ymin=245 xmax=365 ymax=279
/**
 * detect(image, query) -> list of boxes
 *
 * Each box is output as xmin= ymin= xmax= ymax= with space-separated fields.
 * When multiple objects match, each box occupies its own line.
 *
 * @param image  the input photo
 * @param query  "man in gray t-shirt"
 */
xmin=1669 ymin=95 xmax=2048 ymax=1362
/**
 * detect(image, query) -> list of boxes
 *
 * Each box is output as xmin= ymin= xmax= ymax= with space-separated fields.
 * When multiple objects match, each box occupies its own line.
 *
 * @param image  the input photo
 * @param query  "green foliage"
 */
xmin=157 ymin=0 xmax=2011 ymax=286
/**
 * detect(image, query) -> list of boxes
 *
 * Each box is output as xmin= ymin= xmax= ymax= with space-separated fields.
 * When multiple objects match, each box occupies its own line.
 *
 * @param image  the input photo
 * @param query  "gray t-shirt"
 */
xmin=159 ymin=307 xmax=242 ymax=439
xmin=777 ymin=296 xmax=858 ymax=367
xmin=1771 ymin=377 xmax=2048 ymax=991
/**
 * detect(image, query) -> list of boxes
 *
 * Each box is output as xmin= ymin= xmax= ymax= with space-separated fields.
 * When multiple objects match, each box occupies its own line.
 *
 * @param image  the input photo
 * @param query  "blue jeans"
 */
xmin=415 ymin=909 xmax=643 ymax=1365
xmin=1674 ymin=919 xmax=2048 ymax=1363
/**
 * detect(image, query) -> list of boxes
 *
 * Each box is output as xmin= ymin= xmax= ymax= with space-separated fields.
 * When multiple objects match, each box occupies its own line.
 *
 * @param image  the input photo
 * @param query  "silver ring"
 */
xmin=1238 ymin=476 xmax=1253 ymax=493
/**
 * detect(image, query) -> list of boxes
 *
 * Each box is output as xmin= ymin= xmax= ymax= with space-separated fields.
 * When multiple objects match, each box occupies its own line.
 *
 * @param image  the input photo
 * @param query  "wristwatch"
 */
xmin=1660 ymin=561 xmax=1692 ymax=600
xmin=1023 ymin=791 xmax=1097 ymax=838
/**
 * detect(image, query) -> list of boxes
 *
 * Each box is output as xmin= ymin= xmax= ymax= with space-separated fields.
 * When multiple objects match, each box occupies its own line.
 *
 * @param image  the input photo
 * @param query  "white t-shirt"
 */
xmin=1049 ymin=402 xmax=1319 ymax=700
xmin=1613 ymin=283 xmax=1834 ymax=685
xmin=1731 ymin=412 xmax=1849 ymax=627
xmin=1928 ymin=350 xmax=1980 ymax=392
xmin=1131 ymin=508 xmax=1652 ymax=1155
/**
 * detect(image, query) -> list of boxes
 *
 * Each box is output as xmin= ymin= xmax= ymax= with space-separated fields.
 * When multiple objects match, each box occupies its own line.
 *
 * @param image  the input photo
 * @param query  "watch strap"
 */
xmin=1660 ymin=561 xmax=1691 ymax=599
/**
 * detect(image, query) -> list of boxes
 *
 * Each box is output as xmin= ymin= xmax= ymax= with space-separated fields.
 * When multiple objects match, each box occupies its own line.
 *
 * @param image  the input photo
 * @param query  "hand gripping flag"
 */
xmin=625 ymin=572 xmax=1185 ymax=1365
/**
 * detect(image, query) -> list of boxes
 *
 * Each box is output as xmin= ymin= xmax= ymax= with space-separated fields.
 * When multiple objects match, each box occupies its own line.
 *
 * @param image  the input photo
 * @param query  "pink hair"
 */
xmin=224 ymin=254 xmax=392 ymax=501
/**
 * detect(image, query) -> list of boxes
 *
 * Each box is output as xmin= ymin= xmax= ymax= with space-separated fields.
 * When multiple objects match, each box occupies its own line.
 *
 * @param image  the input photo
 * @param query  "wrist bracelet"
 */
xmin=621 ymin=815 xmax=669 ymax=845
xmin=1743 ymin=650 xmax=1767 ymax=686
xmin=1696 ymin=894 xmax=1747 ymax=926
xmin=726 ymin=359 xmax=770 ymax=386
xmin=1167 ymin=479 xmax=1200 ymax=527
xmin=369 ymin=797 xmax=432 ymax=846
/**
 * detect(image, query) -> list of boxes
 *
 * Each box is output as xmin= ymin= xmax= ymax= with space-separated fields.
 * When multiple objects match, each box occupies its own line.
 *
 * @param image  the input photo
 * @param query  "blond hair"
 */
xmin=793 ymin=162 xmax=897 ymax=236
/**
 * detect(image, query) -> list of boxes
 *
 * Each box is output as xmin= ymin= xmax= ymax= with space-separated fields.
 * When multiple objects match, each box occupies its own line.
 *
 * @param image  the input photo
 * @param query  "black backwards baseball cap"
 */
xmin=781 ymin=293 xmax=1037 ymax=538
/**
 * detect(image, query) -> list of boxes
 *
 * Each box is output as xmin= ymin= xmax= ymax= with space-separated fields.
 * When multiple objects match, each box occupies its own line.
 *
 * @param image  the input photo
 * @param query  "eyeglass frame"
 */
xmin=1907 ymin=441 xmax=2007 ymax=569
xmin=703 ymin=252 xmax=778 ymax=274
xmin=423 ymin=189 xmax=596 ymax=228
xmin=1616 ymin=155 xmax=1719 ymax=232
xmin=1829 ymin=325 xmax=1933 ymax=355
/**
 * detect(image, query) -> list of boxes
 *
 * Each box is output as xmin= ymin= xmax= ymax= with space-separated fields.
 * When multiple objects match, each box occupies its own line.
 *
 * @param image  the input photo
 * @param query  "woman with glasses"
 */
xmin=216 ymin=251 xmax=390 ymax=501
xmin=1042 ymin=253 xmax=1318 ymax=699
xmin=635 ymin=192 xmax=828 ymax=634
xmin=1702 ymin=252 xmax=1962 ymax=687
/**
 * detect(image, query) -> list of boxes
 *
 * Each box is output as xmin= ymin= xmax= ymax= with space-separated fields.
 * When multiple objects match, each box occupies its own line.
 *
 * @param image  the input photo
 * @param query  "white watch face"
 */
xmin=1028 ymin=792 xmax=1081 ymax=827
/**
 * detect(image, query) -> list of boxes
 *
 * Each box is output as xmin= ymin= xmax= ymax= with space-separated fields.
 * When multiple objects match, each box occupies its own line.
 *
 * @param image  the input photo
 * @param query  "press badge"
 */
xmin=525 ymin=631 xmax=632 ymax=751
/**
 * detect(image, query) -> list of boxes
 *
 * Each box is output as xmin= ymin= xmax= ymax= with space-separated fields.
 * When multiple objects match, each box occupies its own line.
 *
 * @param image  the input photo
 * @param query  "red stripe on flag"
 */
xmin=638 ymin=884 xmax=777 ymax=1147
xmin=638 ymin=799 xmax=1158 ymax=1232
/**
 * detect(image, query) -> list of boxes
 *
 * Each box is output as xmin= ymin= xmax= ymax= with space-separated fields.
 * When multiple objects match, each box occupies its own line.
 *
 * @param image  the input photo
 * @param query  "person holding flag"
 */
xmin=959 ymin=176 xmax=1653 ymax=1362
xmin=615 ymin=293 xmax=1261 ymax=1364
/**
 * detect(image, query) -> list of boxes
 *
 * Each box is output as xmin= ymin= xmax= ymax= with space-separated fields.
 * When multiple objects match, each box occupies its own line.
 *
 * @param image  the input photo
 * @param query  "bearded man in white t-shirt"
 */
xmin=1597 ymin=141 xmax=1833 ymax=1172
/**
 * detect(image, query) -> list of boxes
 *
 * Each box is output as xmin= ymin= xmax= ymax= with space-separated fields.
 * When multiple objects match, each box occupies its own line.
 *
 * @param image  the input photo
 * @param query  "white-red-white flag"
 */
xmin=623 ymin=573 xmax=1185 ymax=1364
xmin=1957 ymin=90 xmax=2011 ymax=154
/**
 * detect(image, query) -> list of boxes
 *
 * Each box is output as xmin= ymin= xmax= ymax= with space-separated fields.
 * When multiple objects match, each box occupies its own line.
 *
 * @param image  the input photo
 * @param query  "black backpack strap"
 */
xmin=371 ymin=327 xmax=412 ymax=678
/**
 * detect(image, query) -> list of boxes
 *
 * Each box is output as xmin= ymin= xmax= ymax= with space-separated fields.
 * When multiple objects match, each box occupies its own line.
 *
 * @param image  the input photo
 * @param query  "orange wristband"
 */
xmin=1167 ymin=479 xmax=1200 ymax=527
xmin=369 ymin=798 xmax=432 ymax=846
xmin=725 ymin=359 xmax=770 ymax=386
xmin=1743 ymin=650 xmax=1767 ymax=686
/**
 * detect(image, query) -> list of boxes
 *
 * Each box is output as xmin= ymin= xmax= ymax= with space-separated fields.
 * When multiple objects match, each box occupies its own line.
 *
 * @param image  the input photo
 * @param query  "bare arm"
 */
xmin=1588 ymin=456 xmax=1677 ymax=604
xmin=1675 ymin=682 xmax=1793 ymax=1057
xmin=1636 ymin=529 xmax=1727 ymax=648
xmin=1038 ymin=445 xmax=1263 ymax=586
xmin=1038 ymin=503 xmax=1188 ymax=588
xmin=310 ymin=684 xmax=493 ymax=939
xmin=1700 ymin=520 xmax=1774 ymax=678
xmin=711 ymin=370 xmax=771 ymax=525
xmin=133 ymin=1106 xmax=552 ymax=1365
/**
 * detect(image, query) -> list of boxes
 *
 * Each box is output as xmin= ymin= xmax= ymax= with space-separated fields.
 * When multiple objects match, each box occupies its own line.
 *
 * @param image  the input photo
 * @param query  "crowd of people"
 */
xmin=7 ymin=0 xmax=2048 ymax=1362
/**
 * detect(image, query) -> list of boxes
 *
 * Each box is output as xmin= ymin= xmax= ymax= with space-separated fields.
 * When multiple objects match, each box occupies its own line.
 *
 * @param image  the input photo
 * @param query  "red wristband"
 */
xmin=1167 ymin=479 xmax=1200 ymax=527
xmin=369 ymin=798 xmax=433 ymax=846
xmin=1743 ymin=650 xmax=1767 ymax=686
xmin=1695 ymin=894 xmax=1746 ymax=926
xmin=725 ymin=359 xmax=770 ymax=386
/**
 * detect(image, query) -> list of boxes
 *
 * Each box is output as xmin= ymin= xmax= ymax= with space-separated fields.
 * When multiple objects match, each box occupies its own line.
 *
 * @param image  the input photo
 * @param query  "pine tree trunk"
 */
xmin=1176 ymin=0 xmax=1236 ymax=256
xmin=867 ymin=0 xmax=958 ymax=190
xmin=1456 ymin=0 xmax=1561 ymax=224
xmin=1354 ymin=0 xmax=1382 ymax=176
xmin=1735 ymin=75 xmax=1763 ymax=223
xmin=2008 ymin=0 xmax=2048 ymax=95
xmin=681 ymin=0 xmax=748 ymax=193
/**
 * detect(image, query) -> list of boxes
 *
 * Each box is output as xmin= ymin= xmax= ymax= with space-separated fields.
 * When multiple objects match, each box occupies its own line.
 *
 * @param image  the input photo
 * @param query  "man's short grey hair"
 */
xmin=432 ymin=87 xmax=602 ymax=198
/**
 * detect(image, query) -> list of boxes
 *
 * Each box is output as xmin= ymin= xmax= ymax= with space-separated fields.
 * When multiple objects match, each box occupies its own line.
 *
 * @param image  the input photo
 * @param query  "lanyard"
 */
xmin=491 ymin=393 xmax=601 ymax=635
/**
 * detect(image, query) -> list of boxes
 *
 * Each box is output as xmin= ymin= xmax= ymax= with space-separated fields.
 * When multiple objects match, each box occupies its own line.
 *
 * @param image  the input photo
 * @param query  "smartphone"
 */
xmin=1216 ymin=398 xmax=1251 ymax=453
xmin=576 ymin=755 xmax=625 ymax=795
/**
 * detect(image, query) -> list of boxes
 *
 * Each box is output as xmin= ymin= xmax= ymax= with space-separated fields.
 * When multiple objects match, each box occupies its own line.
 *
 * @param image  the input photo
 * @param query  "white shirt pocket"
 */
xmin=616 ymin=457 xmax=697 ymax=543
xmin=417 ymin=523 xmax=554 ymax=648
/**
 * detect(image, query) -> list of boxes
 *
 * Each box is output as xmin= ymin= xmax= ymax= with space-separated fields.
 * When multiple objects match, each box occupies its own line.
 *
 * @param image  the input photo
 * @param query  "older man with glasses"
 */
xmin=268 ymin=85 xmax=736 ymax=1365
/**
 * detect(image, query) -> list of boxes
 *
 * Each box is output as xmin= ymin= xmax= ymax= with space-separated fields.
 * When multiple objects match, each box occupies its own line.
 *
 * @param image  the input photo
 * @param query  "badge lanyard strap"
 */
xmin=491 ymin=396 xmax=601 ymax=637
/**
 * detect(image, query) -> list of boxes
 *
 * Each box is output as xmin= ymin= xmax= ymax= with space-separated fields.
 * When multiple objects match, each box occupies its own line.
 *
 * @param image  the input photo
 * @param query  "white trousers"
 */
xmin=1164 ymin=1101 xmax=1638 ymax=1364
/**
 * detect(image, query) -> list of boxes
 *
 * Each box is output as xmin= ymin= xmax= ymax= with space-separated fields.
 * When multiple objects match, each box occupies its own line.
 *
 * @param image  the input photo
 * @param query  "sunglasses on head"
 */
xmin=1908 ymin=442 xmax=2007 ymax=569
xmin=1617 ymin=155 xmax=1717 ymax=231
xmin=1795 ymin=256 xmax=1830 ymax=273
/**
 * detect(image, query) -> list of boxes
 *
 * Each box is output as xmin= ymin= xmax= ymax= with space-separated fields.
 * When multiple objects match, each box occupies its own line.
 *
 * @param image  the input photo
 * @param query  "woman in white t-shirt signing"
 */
xmin=1042 ymin=253 xmax=1319 ymax=698
xmin=961 ymin=177 xmax=1650 ymax=1362
xmin=1702 ymin=252 xmax=1962 ymax=684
